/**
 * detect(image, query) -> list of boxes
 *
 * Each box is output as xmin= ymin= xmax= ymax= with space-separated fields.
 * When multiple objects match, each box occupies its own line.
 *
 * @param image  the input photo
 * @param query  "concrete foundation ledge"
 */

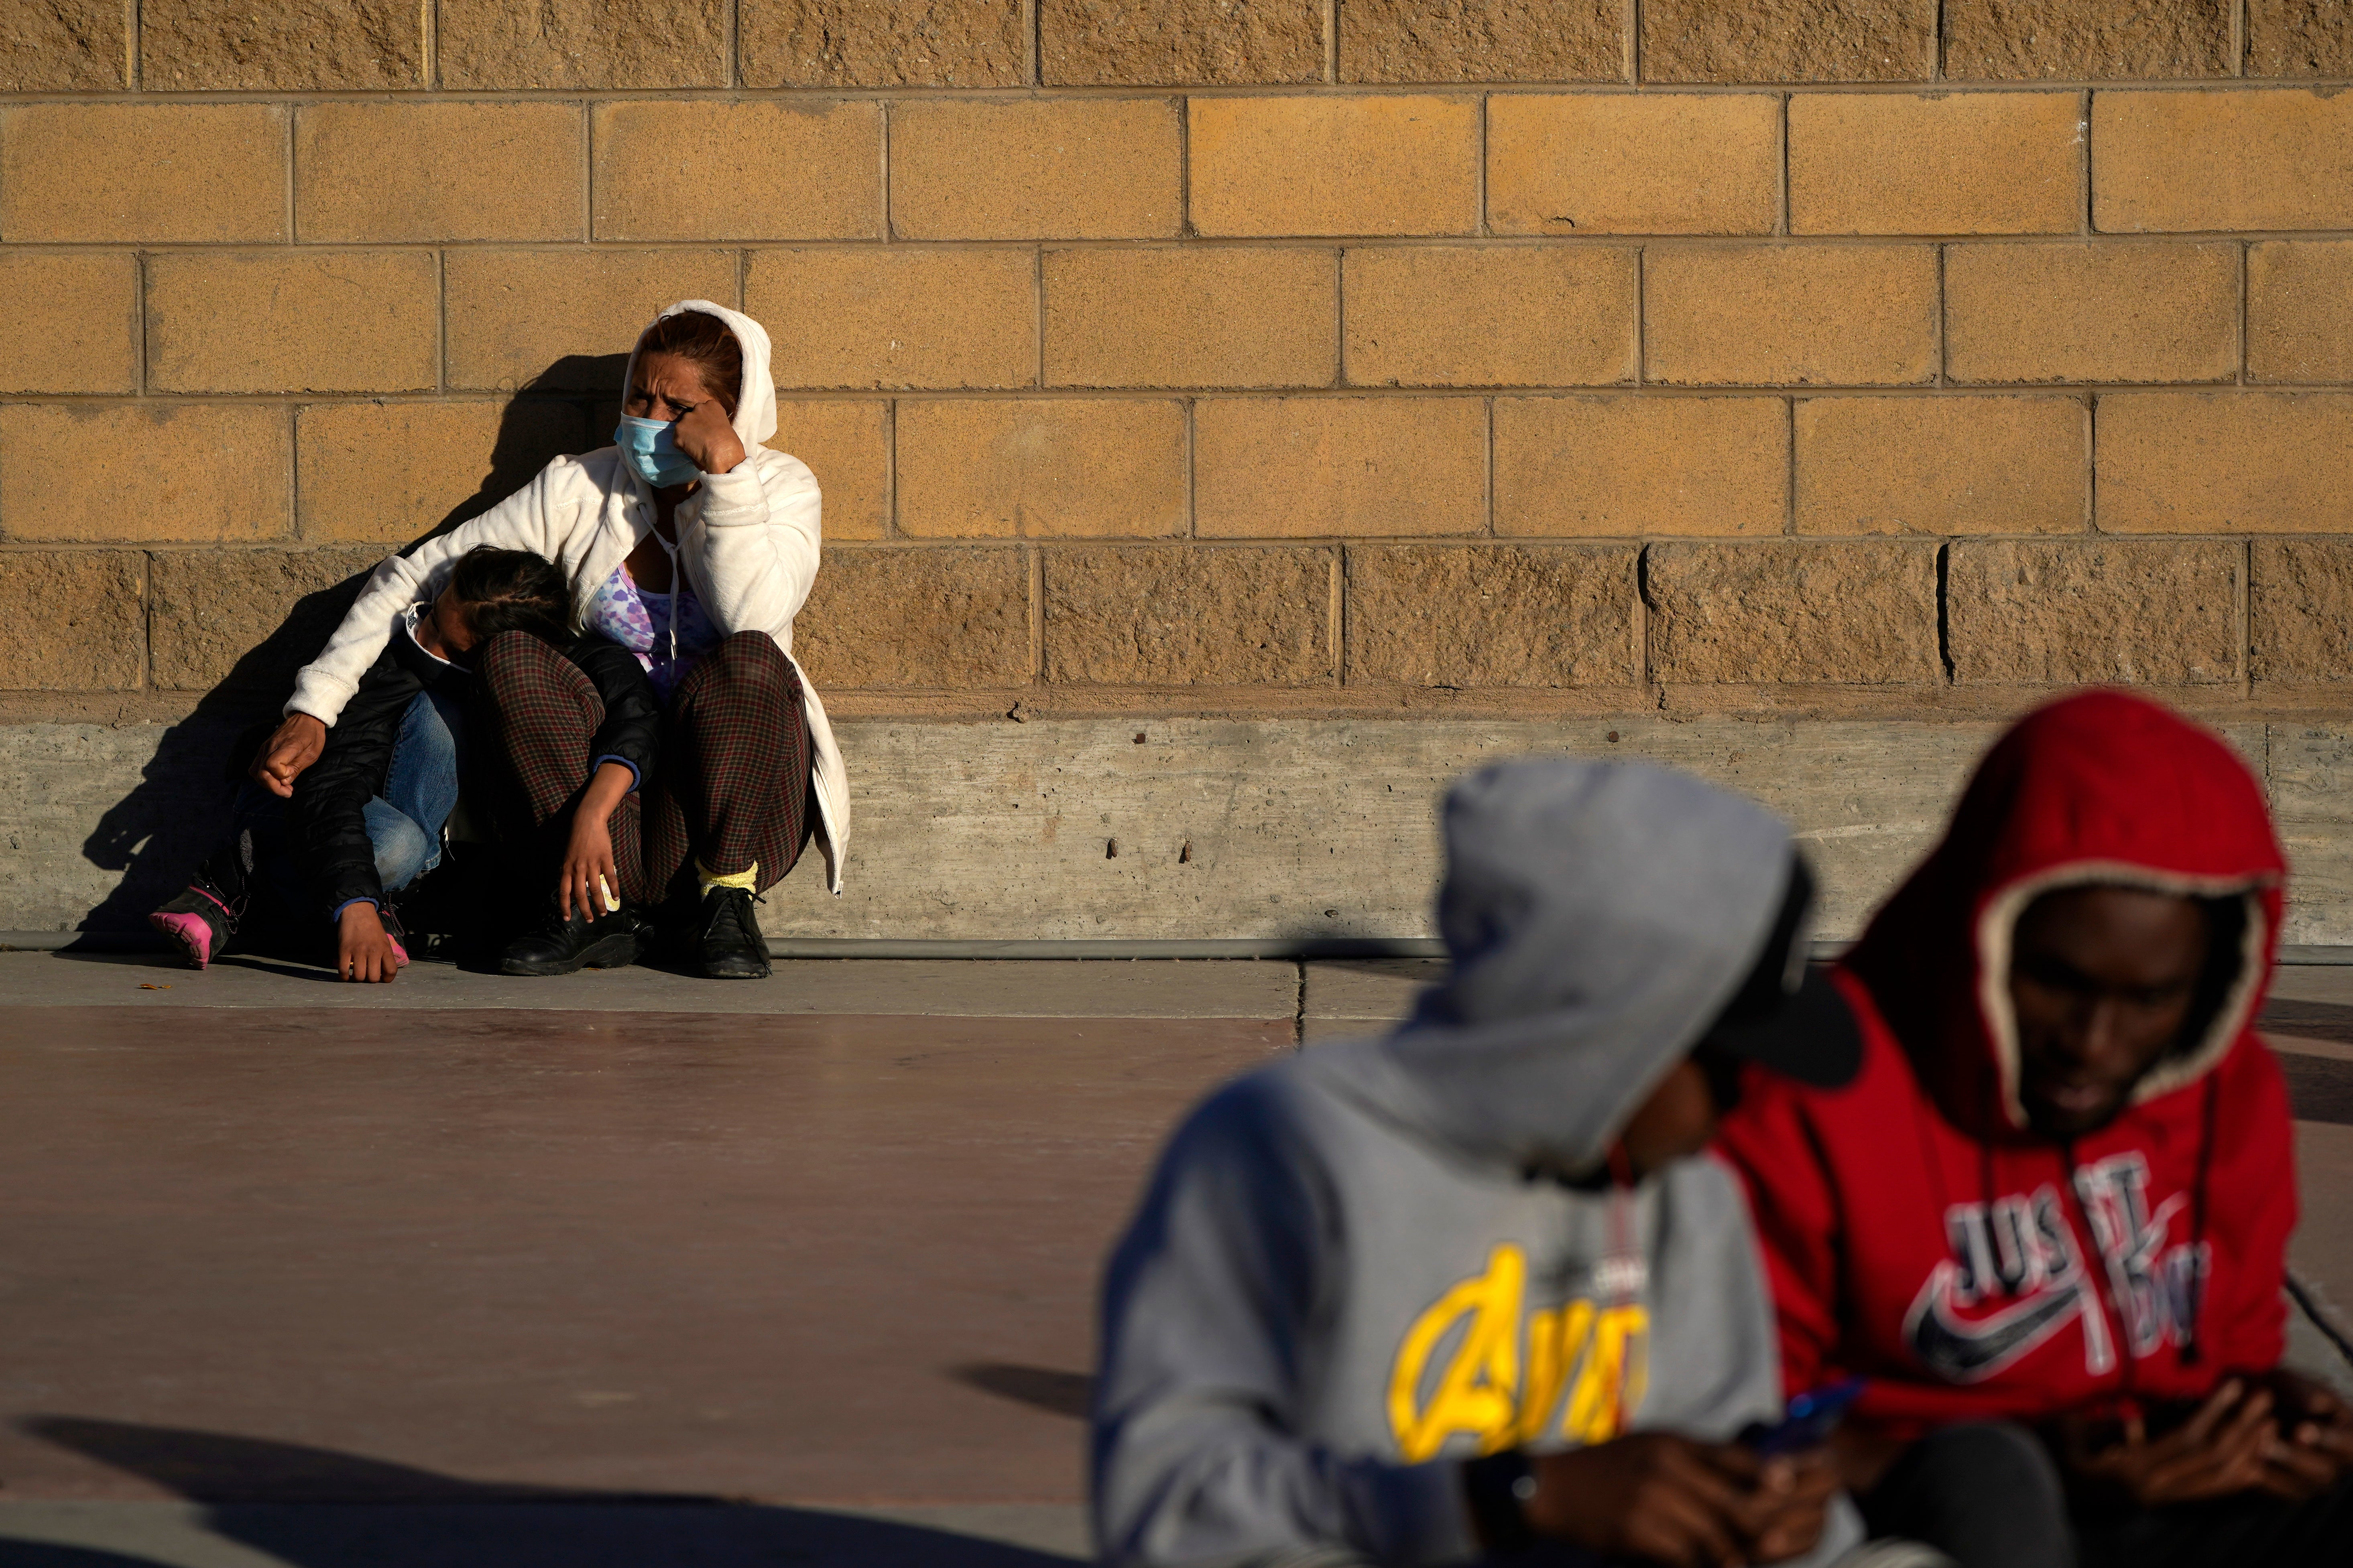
xmin=10 ymin=713 xmax=2353 ymax=944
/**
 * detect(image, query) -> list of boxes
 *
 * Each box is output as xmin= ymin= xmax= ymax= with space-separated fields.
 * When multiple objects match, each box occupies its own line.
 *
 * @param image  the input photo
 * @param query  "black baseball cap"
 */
xmin=1693 ymin=856 xmax=1863 ymax=1092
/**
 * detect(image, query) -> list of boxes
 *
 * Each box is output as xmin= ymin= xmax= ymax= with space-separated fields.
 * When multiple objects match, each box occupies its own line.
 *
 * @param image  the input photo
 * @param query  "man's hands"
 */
xmin=2056 ymin=1375 xmax=2353 ymax=1507
xmin=250 ymin=712 xmax=327 ymax=798
xmin=559 ymin=762 xmax=635 ymax=920
xmin=336 ymin=902 xmax=403 ymax=983
xmin=671 ymin=397 xmax=744 ymax=478
xmin=1522 ymin=1434 xmax=1836 ymax=1568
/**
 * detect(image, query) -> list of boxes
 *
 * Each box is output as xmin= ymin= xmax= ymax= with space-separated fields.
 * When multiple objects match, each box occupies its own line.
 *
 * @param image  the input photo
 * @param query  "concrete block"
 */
xmin=139 ymin=0 xmax=422 ymax=89
xmin=0 ymin=104 xmax=285 ymax=244
xmin=0 ymin=553 xmax=145 ymax=691
xmin=1344 ymin=246 xmax=1635 ymax=388
xmin=2255 ymin=541 xmax=2353 ymax=683
xmin=1945 ymin=242 xmax=2238 ymax=385
xmin=24 ymin=712 xmax=2353 ymax=944
xmin=1644 ymin=245 xmax=1937 ymax=386
xmin=1795 ymin=396 xmax=2087 ymax=534
xmin=444 ymin=249 xmax=740 ymax=392
xmin=741 ymin=0 xmax=1024 ymax=86
xmin=2095 ymin=89 xmax=2353 ymax=233
xmin=890 ymin=98 xmax=1182 ymax=241
xmin=773 ymin=402 xmax=891 ymax=542
xmin=1188 ymin=95 xmax=1481 ymax=238
xmin=0 ymin=253 xmax=138 ymax=396
xmin=1947 ymin=539 xmax=2239 ymax=685
xmin=146 ymin=252 xmax=439 ymax=396
xmin=148 ymin=547 xmax=388 ymax=695
xmin=1195 ymin=398 xmax=1487 ymax=538
xmin=438 ymin=0 xmax=725 ymax=87
xmin=745 ymin=715 xmax=2005 ymax=942
xmin=2249 ymin=0 xmax=2353 ymax=75
xmin=1789 ymin=92 xmax=2082 ymax=235
xmin=592 ymin=101 xmax=881 ymax=242
xmin=2251 ymin=242 xmax=2353 ymax=384
xmin=1639 ymin=0 xmax=1935 ymax=82
xmin=1486 ymin=92 xmax=1780 ymax=235
xmin=1043 ymin=546 xmax=1334 ymax=684
xmin=1043 ymin=248 xmax=1336 ymax=389
xmin=1495 ymin=396 xmax=1788 ymax=537
xmin=791 ymin=546 xmax=1030 ymax=689
xmin=0 ymin=404 xmax=289 ymax=545
xmin=297 ymin=102 xmax=582 ymax=244
xmin=1040 ymin=0 xmax=1323 ymax=84
xmin=1339 ymin=0 xmax=1624 ymax=81
xmin=297 ymin=402 xmax=588 ymax=546
xmin=898 ymin=400 xmax=1185 ymax=539
xmin=750 ymin=249 xmax=1037 ymax=391
xmin=1344 ymin=543 xmax=1637 ymax=686
xmin=2097 ymin=392 xmax=2353 ymax=534
xmin=1944 ymin=0 xmax=2229 ymax=79
xmin=1647 ymin=540 xmax=1941 ymax=683
xmin=0 ymin=0 xmax=124 ymax=90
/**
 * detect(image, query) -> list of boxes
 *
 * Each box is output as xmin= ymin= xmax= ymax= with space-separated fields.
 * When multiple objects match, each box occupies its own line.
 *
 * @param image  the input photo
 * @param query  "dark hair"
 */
xmin=447 ymin=546 xmax=575 ymax=648
xmin=635 ymin=309 xmax=742 ymax=417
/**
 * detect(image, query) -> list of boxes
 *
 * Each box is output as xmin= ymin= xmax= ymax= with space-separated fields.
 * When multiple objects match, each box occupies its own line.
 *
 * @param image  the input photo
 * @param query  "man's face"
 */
xmin=2009 ymin=886 xmax=2210 ymax=1137
xmin=1617 ymin=1059 xmax=1718 ymax=1177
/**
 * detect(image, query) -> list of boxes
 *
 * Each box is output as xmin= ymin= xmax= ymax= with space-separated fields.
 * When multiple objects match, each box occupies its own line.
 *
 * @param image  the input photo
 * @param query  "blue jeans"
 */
xmin=236 ymin=689 xmax=466 ymax=918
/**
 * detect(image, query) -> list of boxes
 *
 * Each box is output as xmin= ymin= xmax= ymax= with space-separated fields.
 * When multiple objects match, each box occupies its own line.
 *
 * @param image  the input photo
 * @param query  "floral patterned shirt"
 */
xmin=582 ymin=561 xmax=722 ymax=702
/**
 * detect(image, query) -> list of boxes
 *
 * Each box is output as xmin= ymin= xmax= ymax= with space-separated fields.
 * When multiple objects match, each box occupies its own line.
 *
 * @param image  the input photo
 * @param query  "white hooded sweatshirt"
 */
xmin=286 ymin=300 xmax=849 ymax=893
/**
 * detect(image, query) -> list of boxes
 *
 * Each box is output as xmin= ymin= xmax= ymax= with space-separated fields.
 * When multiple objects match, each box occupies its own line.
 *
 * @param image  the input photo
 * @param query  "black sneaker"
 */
xmin=697 ymin=886 xmax=771 ymax=980
xmin=499 ymin=903 xmax=646 ymax=977
xmin=149 ymin=877 xmax=242 ymax=969
xmin=147 ymin=832 xmax=257 ymax=969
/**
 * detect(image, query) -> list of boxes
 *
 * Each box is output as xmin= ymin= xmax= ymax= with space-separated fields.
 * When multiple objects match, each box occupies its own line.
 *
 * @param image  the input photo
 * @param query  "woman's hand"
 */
xmin=251 ymin=713 xmax=327 ymax=798
xmin=336 ymin=902 xmax=403 ymax=983
xmin=2058 ymin=1379 xmax=2280 ymax=1507
xmin=560 ymin=762 xmax=635 ymax=921
xmin=671 ymin=396 xmax=744 ymax=477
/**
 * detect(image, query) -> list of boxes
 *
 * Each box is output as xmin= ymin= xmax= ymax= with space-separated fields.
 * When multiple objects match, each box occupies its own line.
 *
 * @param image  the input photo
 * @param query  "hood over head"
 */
xmin=622 ymin=300 xmax=777 ymax=449
xmin=1300 ymin=758 xmax=1802 ymax=1176
xmin=1845 ymin=691 xmax=2285 ymax=1141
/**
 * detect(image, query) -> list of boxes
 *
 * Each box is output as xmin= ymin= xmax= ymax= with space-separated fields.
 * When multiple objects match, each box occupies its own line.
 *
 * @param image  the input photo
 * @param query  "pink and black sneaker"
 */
xmin=148 ymin=873 xmax=243 ymax=970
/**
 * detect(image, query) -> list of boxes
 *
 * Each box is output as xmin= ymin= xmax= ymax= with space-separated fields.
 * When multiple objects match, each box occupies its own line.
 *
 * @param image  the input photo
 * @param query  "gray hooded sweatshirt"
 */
xmin=1091 ymin=760 xmax=1865 ymax=1568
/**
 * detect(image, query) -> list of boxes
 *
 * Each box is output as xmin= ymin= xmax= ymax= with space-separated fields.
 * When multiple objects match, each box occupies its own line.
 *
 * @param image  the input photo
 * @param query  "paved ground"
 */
xmin=0 ymin=949 xmax=2345 ymax=1567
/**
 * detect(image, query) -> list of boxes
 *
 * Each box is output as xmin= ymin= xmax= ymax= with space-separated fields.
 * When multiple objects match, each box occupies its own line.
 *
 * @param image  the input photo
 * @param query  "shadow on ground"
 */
xmin=74 ymin=365 xmax=622 ymax=937
xmin=3 ymin=1416 xmax=1076 ymax=1567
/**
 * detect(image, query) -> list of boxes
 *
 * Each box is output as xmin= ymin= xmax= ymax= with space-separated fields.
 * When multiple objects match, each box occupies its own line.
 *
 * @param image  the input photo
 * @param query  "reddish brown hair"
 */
xmin=635 ymin=310 xmax=742 ymax=417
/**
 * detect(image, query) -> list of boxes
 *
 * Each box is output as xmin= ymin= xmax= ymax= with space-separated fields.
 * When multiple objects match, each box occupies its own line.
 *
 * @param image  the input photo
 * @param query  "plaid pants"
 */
xmin=474 ymin=631 xmax=813 ymax=907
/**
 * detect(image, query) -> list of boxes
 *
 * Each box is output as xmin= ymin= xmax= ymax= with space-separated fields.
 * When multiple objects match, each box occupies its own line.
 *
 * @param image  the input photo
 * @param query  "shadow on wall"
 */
xmin=73 ymin=358 xmax=629 ymax=935
xmin=3 ymin=1416 xmax=1078 ymax=1567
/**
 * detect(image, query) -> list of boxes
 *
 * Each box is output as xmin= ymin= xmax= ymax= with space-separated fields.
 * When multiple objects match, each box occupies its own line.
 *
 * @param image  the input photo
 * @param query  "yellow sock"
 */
xmin=697 ymin=859 xmax=759 ymax=896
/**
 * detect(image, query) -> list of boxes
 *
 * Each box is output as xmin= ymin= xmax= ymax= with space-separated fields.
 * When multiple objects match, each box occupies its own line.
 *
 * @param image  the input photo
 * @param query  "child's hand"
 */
xmin=337 ymin=902 xmax=403 ymax=983
xmin=560 ymin=762 xmax=636 ymax=920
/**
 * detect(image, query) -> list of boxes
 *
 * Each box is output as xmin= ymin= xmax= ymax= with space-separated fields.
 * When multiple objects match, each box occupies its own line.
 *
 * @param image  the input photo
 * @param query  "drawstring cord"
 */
xmin=2181 ymin=1074 xmax=2220 ymax=1365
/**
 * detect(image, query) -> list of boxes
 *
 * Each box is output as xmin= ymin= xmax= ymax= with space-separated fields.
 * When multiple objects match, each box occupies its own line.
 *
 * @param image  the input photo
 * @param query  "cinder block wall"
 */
xmin=4 ymin=1 xmax=2353 ymax=936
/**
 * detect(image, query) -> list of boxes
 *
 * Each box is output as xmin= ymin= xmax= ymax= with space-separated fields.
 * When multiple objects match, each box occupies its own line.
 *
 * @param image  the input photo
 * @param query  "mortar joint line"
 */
xmin=1777 ymin=93 xmax=1790 ymax=238
xmin=880 ymin=97 xmax=895 ymax=242
xmin=726 ymin=0 xmax=741 ymax=91
xmin=1027 ymin=0 xmax=1042 ymax=89
xmin=422 ymin=0 xmax=437 ymax=91
xmin=884 ymin=397 xmax=900 ymax=540
xmin=1476 ymin=92 xmax=1490 ymax=239
xmin=1324 ymin=0 xmax=1339 ymax=85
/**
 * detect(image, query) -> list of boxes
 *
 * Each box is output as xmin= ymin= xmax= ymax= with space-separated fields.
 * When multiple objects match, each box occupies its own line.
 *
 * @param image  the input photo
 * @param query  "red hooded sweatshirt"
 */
xmin=1716 ymin=691 xmax=2296 ymax=1438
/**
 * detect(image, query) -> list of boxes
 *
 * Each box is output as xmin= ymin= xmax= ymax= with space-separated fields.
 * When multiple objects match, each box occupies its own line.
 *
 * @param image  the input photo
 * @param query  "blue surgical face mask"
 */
xmin=614 ymin=414 xmax=703 ymax=489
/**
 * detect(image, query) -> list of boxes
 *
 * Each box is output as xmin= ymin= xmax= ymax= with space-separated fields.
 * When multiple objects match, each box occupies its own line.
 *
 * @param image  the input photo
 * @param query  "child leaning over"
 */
xmin=148 ymin=547 xmax=660 ymax=983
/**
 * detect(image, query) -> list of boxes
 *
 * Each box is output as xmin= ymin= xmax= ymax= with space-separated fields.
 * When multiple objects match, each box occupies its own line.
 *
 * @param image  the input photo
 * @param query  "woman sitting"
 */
xmin=149 ymin=548 xmax=659 ymax=983
xmin=240 ymin=301 xmax=847 ymax=981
